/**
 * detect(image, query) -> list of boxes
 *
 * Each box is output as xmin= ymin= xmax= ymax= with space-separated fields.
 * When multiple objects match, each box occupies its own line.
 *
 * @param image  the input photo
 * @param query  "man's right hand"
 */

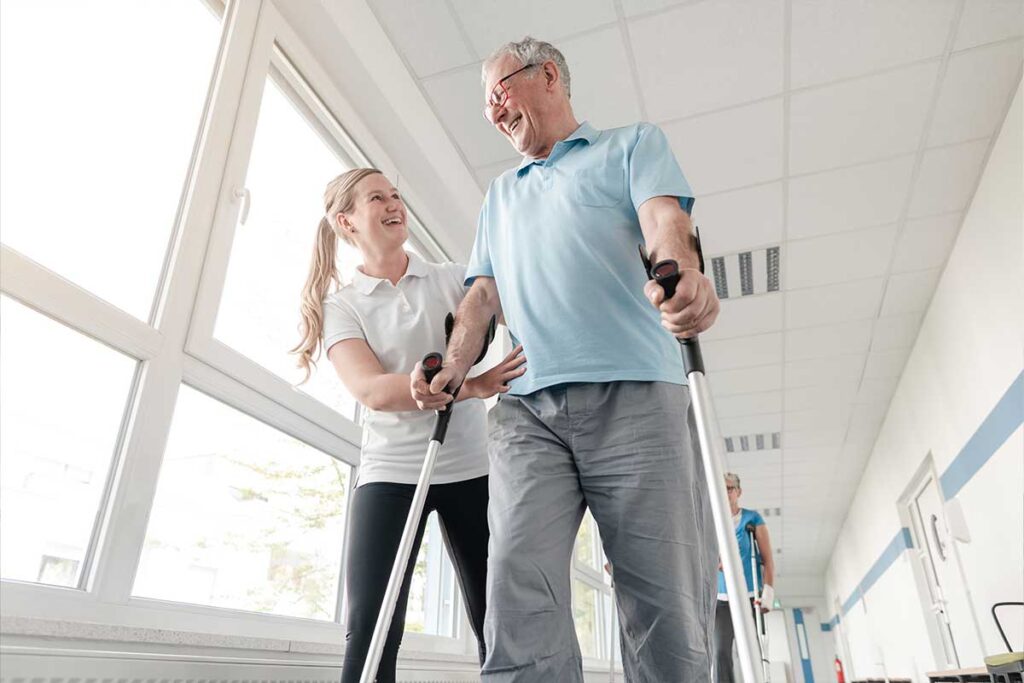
xmin=410 ymin=363 xmax=465 ymax=411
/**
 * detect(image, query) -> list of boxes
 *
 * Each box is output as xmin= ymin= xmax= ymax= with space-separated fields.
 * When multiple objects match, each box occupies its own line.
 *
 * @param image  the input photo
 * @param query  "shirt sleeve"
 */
xmin=322 ymin=296 xmax=365 ymax=353
xmin=627 ymin=123 xmax=695 ymax=215
xmin=464 ymin=192 xmax=494 ymax=286
xmin=748 ymin=510 xmax=767 ymax=528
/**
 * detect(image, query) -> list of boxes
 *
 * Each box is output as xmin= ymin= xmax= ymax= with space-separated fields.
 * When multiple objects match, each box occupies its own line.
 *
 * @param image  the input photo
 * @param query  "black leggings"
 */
xmin=340 ymin=475 xmax=489 ymax=683
xmin=714 ymin=598 xmax=764 ymax=683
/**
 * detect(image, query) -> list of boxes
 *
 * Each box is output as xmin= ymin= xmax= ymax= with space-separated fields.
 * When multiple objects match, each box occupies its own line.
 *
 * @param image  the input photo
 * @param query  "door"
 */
xmin=908 ymin=475 xmax=972 ymax=669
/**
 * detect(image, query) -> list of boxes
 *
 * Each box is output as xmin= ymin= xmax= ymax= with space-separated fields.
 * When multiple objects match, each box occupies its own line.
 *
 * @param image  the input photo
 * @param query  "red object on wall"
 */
xmin=835 ymin=657 xmax=846 ymax=683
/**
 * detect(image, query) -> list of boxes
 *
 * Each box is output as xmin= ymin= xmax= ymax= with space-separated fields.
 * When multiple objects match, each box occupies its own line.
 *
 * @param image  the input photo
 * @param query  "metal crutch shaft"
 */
xmin=359 ymin=353 xmax=453 ymax=683
xmin=643 ymin=248 xmax=765 ymax=683
xmin=748 ymin=523 xmax=770 ymax=681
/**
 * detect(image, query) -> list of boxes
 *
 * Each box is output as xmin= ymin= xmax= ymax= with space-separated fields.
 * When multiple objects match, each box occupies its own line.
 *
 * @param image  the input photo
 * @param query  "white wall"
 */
xmin=824 ymin=78 xmax=1023 ymax=682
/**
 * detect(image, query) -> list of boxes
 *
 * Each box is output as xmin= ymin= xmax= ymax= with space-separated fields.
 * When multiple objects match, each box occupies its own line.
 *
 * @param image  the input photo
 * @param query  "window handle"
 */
xmin=233 ymin=187 xmax=251 ymax=225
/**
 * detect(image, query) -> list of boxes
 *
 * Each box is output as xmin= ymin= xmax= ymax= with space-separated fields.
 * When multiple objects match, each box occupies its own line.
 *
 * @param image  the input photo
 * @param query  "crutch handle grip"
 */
xmin=421 ymin=352 xmax=444 ymax=385
xmin=638 ymin=247 xmax=706 ymax=375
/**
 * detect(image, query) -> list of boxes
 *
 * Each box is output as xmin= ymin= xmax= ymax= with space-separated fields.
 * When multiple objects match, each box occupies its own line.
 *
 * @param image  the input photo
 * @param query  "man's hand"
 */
xmin=644 ymin=267 xmax=720 ymax=338
xmin=463 ymin=345 xmax=526 ymax=399
xmin=409 ymin=363 xmax=458 ymax=411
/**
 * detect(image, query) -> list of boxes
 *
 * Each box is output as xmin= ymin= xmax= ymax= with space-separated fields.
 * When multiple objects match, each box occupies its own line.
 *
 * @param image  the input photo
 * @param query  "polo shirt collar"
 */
xmin=350 ymin=251 xmax=428 ymax=295
xmin=516 ymin=121 xmax=598 ymax=176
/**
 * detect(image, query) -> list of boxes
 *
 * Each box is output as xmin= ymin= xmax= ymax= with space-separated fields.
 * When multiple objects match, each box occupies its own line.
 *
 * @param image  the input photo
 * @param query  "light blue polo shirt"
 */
xmin=717 ymin=508 xmax=766 ymax=598
xmin=466 ymin=121 xmax=694 ymax=395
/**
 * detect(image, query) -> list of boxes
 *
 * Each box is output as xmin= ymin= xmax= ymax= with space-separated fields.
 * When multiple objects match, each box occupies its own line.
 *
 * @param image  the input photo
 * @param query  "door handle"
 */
xmin=233 ymin=187 xmax=251 ymax=225
xmin=930 ymin=514 xmax=947 ymax=561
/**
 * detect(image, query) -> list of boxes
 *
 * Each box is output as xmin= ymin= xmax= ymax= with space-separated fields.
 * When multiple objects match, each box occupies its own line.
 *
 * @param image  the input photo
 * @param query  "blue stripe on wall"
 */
xmin=839 ymin=528 xmax=914 ymax=617
xmin=826 ymin=372 xmax=1023 ymax=627
xmin=940 ymin=372 xmax=1023 ymax=499
xmin=794 ymin=608 xmax=816 ymax=683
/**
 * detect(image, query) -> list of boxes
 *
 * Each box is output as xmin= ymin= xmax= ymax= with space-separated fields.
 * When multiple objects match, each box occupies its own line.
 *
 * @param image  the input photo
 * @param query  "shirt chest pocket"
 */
xmin=573 ymin=168 xmax=625 ymax=208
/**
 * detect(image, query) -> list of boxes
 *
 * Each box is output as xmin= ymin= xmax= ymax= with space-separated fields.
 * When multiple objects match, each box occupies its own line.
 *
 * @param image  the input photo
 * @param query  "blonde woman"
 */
xmin=294 ymin=168 xmax=525 ymax=682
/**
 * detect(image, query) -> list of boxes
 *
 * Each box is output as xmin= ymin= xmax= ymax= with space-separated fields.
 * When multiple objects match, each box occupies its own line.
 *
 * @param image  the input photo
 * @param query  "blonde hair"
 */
xmin=291 ymin=167 xmax=382 ymax=382
xmin=725 ymin=472 xmax=741 ymax=489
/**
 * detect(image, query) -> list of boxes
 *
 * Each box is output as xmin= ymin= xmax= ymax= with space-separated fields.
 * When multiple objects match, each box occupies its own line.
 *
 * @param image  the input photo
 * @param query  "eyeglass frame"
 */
xmin=482 ymin=62 xmax=539 ymax=122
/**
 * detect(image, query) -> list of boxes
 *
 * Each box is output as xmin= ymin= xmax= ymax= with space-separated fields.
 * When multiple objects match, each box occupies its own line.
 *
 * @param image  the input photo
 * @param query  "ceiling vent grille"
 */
xmin=710 ymin=246 xmax=780 ymax=299
xmin=724 ymin=432 xmax=780 ymax=452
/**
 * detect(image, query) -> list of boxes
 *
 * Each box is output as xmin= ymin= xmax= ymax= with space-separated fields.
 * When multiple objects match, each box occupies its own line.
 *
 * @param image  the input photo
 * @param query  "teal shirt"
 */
xmin=466 ymin=121 xmax=694 ymax=395
xmin=717 ymin=508 xmax=766 ymax=596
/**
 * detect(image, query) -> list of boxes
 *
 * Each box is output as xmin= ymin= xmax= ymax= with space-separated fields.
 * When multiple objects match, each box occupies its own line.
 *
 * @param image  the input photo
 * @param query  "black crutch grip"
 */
xmin=639 ymin=246 xmax=706 ymax=375
xmin=421 ymin=353 xmax=457 ymax=444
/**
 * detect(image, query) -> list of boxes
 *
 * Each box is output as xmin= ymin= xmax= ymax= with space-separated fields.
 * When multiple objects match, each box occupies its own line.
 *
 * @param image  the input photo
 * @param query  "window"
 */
xmin=133 ymin=386 xmax=350 ymax=621
xmin=572 ymin=511 xmax=619 ymax=664
xmin=0 ymin=0 xmax=220 ymax=320
xmin=573 ymin=579 xmax=600 ymax=658
xmin=0 ymin=295 xmax=137 ymax=587
xmin=213 ymin=74 xmax=361 ymax=419
xmin=406 ymin=512 xmax=460 ymax=637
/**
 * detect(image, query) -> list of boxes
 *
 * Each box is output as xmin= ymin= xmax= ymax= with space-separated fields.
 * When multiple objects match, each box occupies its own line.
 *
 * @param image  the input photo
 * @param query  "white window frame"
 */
xmin=571 ymin=513 xmax=621 ymax=671
xmin=0 ymin=0 xmax=478 ymax=662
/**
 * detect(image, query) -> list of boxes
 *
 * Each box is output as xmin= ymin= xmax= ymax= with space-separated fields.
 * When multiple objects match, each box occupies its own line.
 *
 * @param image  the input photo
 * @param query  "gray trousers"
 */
xmin=481 ymin=381 xmax=718 ymax=683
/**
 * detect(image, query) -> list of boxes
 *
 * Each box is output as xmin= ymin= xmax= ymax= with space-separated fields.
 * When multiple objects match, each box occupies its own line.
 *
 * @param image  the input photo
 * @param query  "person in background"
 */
xmin=714 ymin=471 xmax=775 ymax=683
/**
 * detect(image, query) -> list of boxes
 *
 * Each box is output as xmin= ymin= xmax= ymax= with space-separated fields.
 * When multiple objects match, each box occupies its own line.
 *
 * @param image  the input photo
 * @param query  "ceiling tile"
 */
xmin=692 ymin=183 xmax=784 ymax=254
xmin=863 ymin=347 xmax=913 ymax=379
xmin=719 ymin=413 xmax=784 ymax=436
xmin=928 ymin=39 xmax=1024 ymax=146
xmin=785 ymin=321 xmax=874 ymax=361
xmin=663 ymin=99 xmax=784 ymax=194
xmin=785 ymin=384 xmax=858 ymax=413
xmin=449 ymin=0 xmax=618 ymax=59
xmin=703 ymin=293 xmax=784 ymax=340
xmin=871 ymin=313 xmax=924 ymax=351
xmin=880 ymin=268 xmax=942 ymax=315
xmin=423 ymin=67 xmax=516 ymax=167
xmin=891 ymin=213 xmax=963 ymax=272
xmin=785 ymin=278 xmax=886 ymax=328
xmin=790 ymin=0 xmax=956 ymax=88
xmin=702 ymin=332 xmax=783 ymax=371
xmin=954 ymin=0 xmax=1024 ymax=50
xmin=788 ymin=156 xmax=915 ymax=239
xmin=710 ymin=364 xmax=783 ymax=397
xmin=784 ymin=429 xmax=846 ymax=448
xmin=715 ymin=390 xmax=784 ymax=418
xmin=629 ymin=0 xmax=784 ymax=120
xmin=855 ymin=376 xmax=900 ymax=405
xmin=784 ymin=445 xmax=843 ymax=463
xmin=785 ymin=355 xmax=865 ymax=390
xmin=620 ymin=0 xmax=692 ymax=17
xmin=559 ymin=27 xmax=643 ymax=130
xmin=908 ymin=139 xmax=990 ymax=217
xmin=785 ymin=406 xmax=850 ymax=432
xmin=369 ymin=0 xmax=476 ymax=77
xmin=785 ymin=224 xmax=897 ymax=289
xmin=789 ymin=62 xmax=939 ymax=174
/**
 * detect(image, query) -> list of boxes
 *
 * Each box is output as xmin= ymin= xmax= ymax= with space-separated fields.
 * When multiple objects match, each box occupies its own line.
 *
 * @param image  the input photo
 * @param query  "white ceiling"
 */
xmin=360 ymin=0 xmax=1024 ymax=581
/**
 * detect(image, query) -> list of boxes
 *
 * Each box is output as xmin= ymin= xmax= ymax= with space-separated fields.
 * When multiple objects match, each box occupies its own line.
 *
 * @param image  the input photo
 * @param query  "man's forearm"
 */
xmin=647 ymin=213 xmax=700 ymax=270
xmin=446 ymin=278 xmax=502 ymax=376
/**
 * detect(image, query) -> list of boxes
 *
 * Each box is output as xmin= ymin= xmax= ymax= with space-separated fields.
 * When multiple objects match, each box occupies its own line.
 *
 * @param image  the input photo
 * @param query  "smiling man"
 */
xmin=411 ymin=37 xmax=720 ymax=682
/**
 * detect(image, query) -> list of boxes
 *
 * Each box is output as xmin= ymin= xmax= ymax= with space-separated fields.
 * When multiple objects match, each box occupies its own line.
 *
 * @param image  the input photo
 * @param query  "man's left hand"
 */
xmin=756 ymin=584 xmax=774 ymax=613
xmin=644 ymin=267 xmax=720 ymax=338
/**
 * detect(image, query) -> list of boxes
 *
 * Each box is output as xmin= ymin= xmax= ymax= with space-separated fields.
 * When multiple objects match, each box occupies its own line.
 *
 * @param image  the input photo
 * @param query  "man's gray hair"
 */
xmin=482 ymin=36 xmax=571 ymax=99
xmin=724 ymin=472 xmax=741 ymax=489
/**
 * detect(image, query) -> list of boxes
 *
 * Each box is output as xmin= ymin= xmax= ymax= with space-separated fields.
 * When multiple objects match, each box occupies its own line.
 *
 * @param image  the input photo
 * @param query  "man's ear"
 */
xmin=543 ymin=60 xmax=559 ymax=90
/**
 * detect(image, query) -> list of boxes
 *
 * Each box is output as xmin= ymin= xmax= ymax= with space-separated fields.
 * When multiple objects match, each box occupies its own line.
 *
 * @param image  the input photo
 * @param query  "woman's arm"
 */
xmin=328 ymin=339 xmax=449 ymax=412
xmin=755 ymin=523 xmax=775 ymax=587
xmin=327 ymin=339 xmax=526 ymax=412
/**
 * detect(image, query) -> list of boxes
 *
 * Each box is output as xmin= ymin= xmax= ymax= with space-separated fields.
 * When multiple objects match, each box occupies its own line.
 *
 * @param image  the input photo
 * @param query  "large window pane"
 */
xmin=213 ymin=73 xmax=361 ymax=419
xmin=0 ymin=1 xmax=220 ymax=319
xmin=573 ymin=580 xmax=600 ymax=659
xmin=0 ymin=295 xmax=136 ymax=586
xmin=134 ymin=386 xmax=349 ymax=620
xmin=575 ymin=510 xmax=600 ymax=571
xmin=405 ymin=512 xmax=460 ymax=637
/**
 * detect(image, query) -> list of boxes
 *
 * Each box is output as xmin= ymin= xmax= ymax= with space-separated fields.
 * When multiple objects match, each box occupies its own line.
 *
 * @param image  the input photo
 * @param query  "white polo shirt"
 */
xmin=322 ymin=252 xmax=489 ymax=487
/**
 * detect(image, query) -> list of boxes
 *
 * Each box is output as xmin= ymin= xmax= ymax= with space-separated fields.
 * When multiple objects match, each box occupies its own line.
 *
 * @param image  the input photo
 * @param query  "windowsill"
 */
xmin=0 ymin=614 xmax=481 ymax=667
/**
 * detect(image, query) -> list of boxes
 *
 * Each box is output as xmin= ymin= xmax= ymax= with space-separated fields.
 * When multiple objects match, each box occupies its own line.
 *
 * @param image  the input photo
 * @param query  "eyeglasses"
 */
xmin=483 ymin=63 xmax=538 ymax=122
xmin=725 ymin=486 xmax=739 ymax=492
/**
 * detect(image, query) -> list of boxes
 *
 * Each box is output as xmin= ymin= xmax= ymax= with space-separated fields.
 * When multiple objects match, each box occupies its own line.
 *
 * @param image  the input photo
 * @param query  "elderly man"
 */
xmin=412 ymin=37 xmax=720 ymax=682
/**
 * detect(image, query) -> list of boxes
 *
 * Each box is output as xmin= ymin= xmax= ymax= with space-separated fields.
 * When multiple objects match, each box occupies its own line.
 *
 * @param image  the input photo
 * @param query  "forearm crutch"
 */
xmin=640 ymin=238 xmax=765 ymax=683
xmin=358 ymin=314 xmax=496 ymax=683
xmin=747 ymin=523 xmax=770 ymax=682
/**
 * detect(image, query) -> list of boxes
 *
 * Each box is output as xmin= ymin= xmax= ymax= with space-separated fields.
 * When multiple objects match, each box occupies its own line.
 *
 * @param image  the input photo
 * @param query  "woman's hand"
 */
xmin=463 ymin=345 xmax=526 ymax=400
